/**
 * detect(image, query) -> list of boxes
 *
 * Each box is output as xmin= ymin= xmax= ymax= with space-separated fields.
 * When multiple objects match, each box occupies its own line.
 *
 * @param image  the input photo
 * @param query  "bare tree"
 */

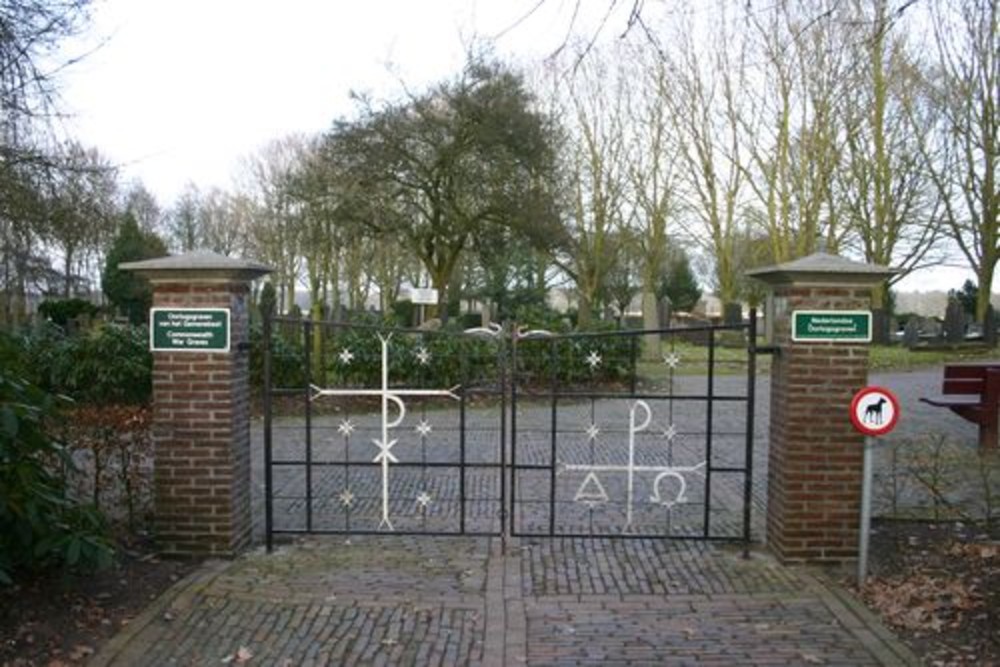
xmin=240 ymin=136 xmax=307 ymax=312
xmin=838 ymin=0 xmax=940 ymax=308
xmin=197 ymin=187 xmax=248 ymax=257
xmin=661 ymin=4 xmax=748 ymax=308
xmin=167 ymin=183 xmax=201 ymax=253
xmin=1 ymin=0 xmax=93 ymax=323
xmin=550 ymin=48 xmax=628 ymax=329
xmin=45 ymin=142 xmax=118 ymax=296
xmin=122 ymin=181 xmax=162 ymax=234
xmin=737 ymin=1 xmax=849 ymax=263
xmin=920 ymin=0 xmax=998 ymax=321
xmin=623 ymin=41 xmax=677 ymax=353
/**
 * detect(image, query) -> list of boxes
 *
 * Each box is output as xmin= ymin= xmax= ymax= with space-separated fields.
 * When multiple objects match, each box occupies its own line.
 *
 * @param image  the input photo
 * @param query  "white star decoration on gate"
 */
xmin=585 ymin=350 xmax=602 ymax=370
xmin=585 ymin=423 xmax=600 ymax=441
xmin=416 ymin=492 xmax=433 ymax=508
xmin=339 ymin=489 xmax=355 ymax=507
xmin=662 ymin=352 xmax=681 ymax=369
xmin=662 ymin=423 xmax=678 ymax=442
xmin=338 ymin=419 xmax=355 ymax=437
xmin=338 ymin=348 xmax=355 ymax=365
xmin=415 ymin=346 xmax=432 ymax=366
xmin=415 ymin=420 xmax=433 ymax=437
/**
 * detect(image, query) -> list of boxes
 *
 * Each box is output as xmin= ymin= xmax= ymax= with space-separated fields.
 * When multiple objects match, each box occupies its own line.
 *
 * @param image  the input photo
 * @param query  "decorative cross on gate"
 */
xmin=309 ymin=333 xmax=460 ymax=530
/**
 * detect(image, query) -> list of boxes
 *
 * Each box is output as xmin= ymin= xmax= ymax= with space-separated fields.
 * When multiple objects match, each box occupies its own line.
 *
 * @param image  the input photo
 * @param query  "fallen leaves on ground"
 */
xmin=863 ymin=573 xmax=983 ymax=632
xmin=857 ymin=523 xmax=1000 ymax=666
xmin=221 ymin=645 xmax=254 ymax=664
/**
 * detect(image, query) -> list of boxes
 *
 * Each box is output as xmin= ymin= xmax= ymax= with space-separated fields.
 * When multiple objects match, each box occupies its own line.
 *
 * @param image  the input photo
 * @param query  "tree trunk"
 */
xmin=63 ymin=246 xmax=74 ymax=298
xmin=976 ymin=263 xmax=996 ymax=323
xmin=577 ymin=292 xmax=593 ymax=330
xmin=641 ymin=290 xmax=660 ymax=360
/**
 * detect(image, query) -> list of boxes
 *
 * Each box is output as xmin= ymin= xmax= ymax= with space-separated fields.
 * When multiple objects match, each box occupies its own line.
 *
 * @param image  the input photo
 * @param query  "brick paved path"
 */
xmin=91 ymin=535 xmax=917 ymax=666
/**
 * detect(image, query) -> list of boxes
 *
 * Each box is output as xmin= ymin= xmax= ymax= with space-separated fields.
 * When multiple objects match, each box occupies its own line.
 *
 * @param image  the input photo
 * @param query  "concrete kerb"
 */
xmin=799 ymin=569 xmax=922 ymax=667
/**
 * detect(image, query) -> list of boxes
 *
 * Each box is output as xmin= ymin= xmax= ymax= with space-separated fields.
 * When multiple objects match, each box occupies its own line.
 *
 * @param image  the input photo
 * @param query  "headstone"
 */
xmin=723 ymin=302 xmax=742 ymax=326
xmin=903 ymin=318 xmax=919 ymax=348
xmin=658 ymin=297 xmax=672 ymax=329
xmin=920 ymin=316 xmax=942 ymax=341
xmin=944 ymin=298 xmax=965 ymax=344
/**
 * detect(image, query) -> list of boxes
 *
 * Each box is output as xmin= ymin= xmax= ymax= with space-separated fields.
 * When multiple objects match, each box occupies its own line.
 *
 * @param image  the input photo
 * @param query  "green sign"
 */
xmin=150 ymin=308 xmax=230 ymax=352
xmin=792 ymin=310 xmax=871 ymax=343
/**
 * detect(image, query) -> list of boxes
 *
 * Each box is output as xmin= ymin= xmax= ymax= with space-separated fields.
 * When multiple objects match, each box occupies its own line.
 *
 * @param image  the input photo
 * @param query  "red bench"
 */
xmin=920 ymin=364 xmax=1000 ymax=449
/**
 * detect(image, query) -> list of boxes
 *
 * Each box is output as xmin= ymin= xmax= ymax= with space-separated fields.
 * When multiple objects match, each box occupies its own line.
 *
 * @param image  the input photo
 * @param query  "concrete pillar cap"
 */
xmin=119 ymin=250 xmax=272 ymax=283
xmin=746 ymin=252 xmax=895 ymax=287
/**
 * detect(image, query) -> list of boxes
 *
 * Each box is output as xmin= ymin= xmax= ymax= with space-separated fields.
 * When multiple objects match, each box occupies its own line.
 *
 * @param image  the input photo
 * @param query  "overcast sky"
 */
xmin=55 ymin=0 xmax=614 ymax=203
xmin=52 ymin=0 xmax=975 ymax=292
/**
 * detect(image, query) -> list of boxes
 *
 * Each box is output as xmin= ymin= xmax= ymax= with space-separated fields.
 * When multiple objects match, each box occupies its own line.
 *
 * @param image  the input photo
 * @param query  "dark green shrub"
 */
xmin=47 ymin=324 xmax=152 ymax=405
xmin=459 ymin=312 xmax=484 ymax=330
xmin=515 ymin=326 xmax=634 ymax=388
xmin=322 ymin=327 xmax=499 ymax=390
xmin=250 ymin=323 xmax=306 ymax=389
xmin=390 ymin=300 xmax=416 ymax=327
xmin=37 ymin=298 xmax=100 ymax=327
xmin=0 ymin=333 xmax=114 ymax=584
xmin=512 ymin=304 xmax=571 ymax=333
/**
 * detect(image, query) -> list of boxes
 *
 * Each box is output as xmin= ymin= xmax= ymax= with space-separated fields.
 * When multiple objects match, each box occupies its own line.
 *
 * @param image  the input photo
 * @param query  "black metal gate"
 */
xmin=263 ymin=312 xmax=757 ymax=549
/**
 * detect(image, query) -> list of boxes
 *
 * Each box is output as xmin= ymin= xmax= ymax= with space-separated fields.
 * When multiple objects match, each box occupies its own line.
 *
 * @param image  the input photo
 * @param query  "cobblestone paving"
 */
xmin=519 ymin=539 xmax=800 ymax=597
xmin=525 ymin=595 xmax=884 ymax=666
xmin=92 ymin=536 xmax=917 ymax=666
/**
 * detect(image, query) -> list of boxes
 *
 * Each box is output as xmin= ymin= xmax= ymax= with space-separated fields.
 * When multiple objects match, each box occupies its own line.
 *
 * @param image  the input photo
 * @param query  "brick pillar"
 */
xmin=121 ymin=251 xmax=271 ymax=557
xmin=748 ymin=252 xmax=894 ymax=564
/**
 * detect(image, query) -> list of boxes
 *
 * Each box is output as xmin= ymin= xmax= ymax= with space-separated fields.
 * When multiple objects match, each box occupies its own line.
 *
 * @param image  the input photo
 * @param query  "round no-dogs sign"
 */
xmin=850 ymin=387 xmax=900 ymax=437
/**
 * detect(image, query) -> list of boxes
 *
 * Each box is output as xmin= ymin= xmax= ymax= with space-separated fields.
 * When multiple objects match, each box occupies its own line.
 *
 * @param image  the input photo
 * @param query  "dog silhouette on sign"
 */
xmin=864 ymin=397 xmax=887 ymax=425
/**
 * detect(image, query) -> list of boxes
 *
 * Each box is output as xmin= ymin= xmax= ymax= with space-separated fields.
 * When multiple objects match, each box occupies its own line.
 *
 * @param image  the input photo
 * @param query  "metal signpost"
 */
xmin=849 ymin=386 xmax=900 ymax=587
xmin=150 ymin=307 xmax=230 ymax=352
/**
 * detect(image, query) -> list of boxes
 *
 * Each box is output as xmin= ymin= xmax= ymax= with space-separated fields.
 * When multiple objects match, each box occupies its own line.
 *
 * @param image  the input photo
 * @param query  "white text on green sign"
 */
xmin=150 ymin=308 xmax=230 ymax=352
xmin=791 ymin=310 xmax=872 ymax=343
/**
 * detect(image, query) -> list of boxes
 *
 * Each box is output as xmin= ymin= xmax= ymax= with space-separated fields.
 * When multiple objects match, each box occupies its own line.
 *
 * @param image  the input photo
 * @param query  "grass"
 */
xmin=868 ymin=344 xmax=1000 ymax=372
xmin=635 ymin=341 xmax=1000 ymax=385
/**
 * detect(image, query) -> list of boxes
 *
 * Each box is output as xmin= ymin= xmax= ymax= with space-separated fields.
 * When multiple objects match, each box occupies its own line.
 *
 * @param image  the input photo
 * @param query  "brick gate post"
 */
xmin=121 ymin=251 xmax=271 ymax=557
xmin=747 ymin=252 xmax=894 ymax=564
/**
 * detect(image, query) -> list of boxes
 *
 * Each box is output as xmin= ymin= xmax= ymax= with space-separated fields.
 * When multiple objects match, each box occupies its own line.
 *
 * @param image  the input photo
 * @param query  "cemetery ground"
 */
xmin=2 ymin=352 xmax=999 ymax=666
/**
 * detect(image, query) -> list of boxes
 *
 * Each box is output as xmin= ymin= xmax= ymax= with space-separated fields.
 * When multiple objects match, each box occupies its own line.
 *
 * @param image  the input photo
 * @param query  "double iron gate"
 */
xmin=263 ymin=313 xmax=758 ymax=549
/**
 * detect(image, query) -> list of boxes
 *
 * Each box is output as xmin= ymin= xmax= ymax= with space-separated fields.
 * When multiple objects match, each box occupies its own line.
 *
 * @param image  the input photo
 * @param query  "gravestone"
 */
xmin=903 ymin=318 xmax=920 ymax=348
xmin=944 ymin=298 xmax=965 ymax=344
xmin=723 ymin=302 xmax=742 ymax=326
xmin=658 ymin=297 xmax=672 ymax=329
xmin=920 ymin=316 xmax=943 ymax=341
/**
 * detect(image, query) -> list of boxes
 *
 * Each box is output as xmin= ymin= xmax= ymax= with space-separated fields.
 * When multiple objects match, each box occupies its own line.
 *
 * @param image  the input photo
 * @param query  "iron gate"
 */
xmin=263 ymin=312 xmax=757 ymax=549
